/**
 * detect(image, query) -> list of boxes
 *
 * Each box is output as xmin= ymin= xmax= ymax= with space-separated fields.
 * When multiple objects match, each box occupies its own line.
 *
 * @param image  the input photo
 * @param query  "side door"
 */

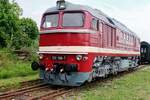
xmin=111 ymin=27 xmax=116 ymax=48
xmin=90 ymin=18 xmax=99 ymax=47
xmin=102 ymin=24 xmax=108 ymax=48
xmin=98 ymin=21 xmax=103 ymax=47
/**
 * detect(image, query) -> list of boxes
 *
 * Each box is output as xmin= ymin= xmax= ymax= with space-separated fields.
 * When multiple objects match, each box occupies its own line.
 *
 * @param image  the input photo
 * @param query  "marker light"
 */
xmin=83 ymin=56 xmax=88 ymax=61
xmin=39 ymin=54 xmax=44 ymax=60
xmin=76 ymin=55 xmax=83 ymax=61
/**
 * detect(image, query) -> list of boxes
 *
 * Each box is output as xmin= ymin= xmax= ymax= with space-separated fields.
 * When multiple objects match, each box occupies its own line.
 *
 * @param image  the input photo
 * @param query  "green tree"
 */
xmin=0 ymin=0 xmax=22 ymax=47
xmin=11 ymin=31 xmax=32 ymax=50
xmin=11 ymin=18 xmax=39 ymax=49
xmin=0 ymin=31 xmax=7 ymax=47
xmin=0 ymin=0 xmax=39 ymax=49
xmin=19 ymin=18 xmax=39 ymax=40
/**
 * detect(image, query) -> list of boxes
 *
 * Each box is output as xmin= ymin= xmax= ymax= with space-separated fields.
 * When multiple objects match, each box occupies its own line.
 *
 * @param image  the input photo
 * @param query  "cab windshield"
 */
xmin=62 ymin=12 xmax=84 ymax=27
xmin=42 ymin=14 xmax=59 ymax=28
xmin=42 ymin=12 xmax=84 ymax=28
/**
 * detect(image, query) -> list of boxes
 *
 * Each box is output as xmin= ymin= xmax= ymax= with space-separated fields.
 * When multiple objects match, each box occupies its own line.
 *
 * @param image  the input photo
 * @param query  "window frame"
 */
xmin=99 ymin=21 xmax=103 ymax=32
xmin=91 ymin=18 xmax=99 ymax=31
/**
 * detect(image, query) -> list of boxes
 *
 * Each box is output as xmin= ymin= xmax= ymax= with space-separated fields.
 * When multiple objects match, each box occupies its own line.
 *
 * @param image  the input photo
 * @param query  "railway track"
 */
xmin=0 ymin=65 xmax=148 ymax=100
xmin=20 ymin=79 xmax=43 ymax=87
xmin=20 ymin=79 xmax=42 ymax=84
xmin=0 ymin=79 xmax=43 ymax=93
xmin=0 ymin=83 xmax=48 ymax=100
xmin=0 ymin=82 xmax=73 ymax=100
xmin=28 ymin=88 xmax=73 ymax=100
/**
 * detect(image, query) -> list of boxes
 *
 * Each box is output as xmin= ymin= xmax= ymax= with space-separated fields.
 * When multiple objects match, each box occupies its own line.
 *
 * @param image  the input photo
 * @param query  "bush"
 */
xmin=11 ymin=32 xmax=32 ymax=50
xmin=0 ymin=49 xmax=37 ymax=79
xmin=0 ymin=0 xmax=39 ymax=50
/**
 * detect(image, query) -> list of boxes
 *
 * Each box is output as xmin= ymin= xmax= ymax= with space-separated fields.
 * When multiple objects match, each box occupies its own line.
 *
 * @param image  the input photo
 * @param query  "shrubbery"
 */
xmin=0 ymin=0 xmax=39 ymax=80
xmin=0 ymin=49 xmax=37 ymax=79
xmin=0 ymin=0 xmax=39 ymax=49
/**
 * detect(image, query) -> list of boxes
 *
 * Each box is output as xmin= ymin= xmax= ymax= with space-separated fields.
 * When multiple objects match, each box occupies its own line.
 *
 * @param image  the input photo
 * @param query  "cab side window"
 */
xmin=92 ymin=18 xmax=99 ymax=31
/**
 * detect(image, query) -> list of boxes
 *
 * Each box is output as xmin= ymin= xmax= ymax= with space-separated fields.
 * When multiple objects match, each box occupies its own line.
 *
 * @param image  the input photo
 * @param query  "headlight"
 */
xmin=39 ymin=54 xmax=44 ymax=60
xmin=76 ymin=55 xmax=83 ymax=61
xmin=57 ymin=0 xmax=66 ymax=10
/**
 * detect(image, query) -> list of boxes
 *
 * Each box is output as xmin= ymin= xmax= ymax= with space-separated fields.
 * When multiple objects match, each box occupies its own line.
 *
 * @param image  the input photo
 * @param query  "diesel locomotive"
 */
xmin=31 ymin=0 xmax=140 ymax=86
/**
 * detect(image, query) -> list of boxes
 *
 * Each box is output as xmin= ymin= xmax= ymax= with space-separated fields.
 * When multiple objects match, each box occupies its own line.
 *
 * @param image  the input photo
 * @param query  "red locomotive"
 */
xmin=31 ymin=0 xmax=140 ymax=86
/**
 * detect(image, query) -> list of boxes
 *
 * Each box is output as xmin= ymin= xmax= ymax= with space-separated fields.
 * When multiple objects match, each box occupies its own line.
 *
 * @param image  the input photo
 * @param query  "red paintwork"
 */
xmin=40 ymin=54 xmax=94 ymax=72
xmin=39 ymin=10 xmax=140 ymax=72
xmin=40 ymin=33 xmax=90 ymax=46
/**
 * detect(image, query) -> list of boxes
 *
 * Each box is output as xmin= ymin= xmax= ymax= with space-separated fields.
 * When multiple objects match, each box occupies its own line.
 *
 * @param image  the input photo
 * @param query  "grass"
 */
xmin=74 ymin=67 xmax=150 ymax=100
xmin=0 ymin=74 xmax=38 ymax=91
xmin=0 ymin=48 xmax=38 ymax=89
xmin=0 ymin=62 xmax=37 ymax=79
xmin=0 ymin=48 xmax=37 ymax=79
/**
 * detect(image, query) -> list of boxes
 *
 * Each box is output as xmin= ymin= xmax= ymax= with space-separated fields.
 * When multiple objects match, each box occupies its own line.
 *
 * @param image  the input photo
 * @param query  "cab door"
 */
xmin=111 ymin=27 xmax=116 ymax=48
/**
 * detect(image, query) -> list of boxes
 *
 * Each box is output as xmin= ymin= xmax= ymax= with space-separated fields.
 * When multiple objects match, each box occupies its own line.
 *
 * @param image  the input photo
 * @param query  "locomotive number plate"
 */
xmin=51 ymin=56 xmax=66 ymax=60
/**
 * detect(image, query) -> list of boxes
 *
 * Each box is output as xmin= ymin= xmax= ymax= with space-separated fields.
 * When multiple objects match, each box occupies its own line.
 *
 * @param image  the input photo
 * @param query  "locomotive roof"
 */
xmin=45 ymin=1 xmax=138 ymax=37
xmin=141 ymin=41 xmax=150 ymax=46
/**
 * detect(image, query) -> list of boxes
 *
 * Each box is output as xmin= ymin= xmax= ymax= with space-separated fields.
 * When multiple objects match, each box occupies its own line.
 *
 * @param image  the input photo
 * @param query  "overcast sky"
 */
xmin=15 ymin=0 xmax=150 ymax=42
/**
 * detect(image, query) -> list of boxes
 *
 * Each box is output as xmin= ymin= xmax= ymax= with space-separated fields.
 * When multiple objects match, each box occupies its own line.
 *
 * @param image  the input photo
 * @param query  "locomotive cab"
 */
xmin=39 ymin=10 xmax=99 ymax=46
